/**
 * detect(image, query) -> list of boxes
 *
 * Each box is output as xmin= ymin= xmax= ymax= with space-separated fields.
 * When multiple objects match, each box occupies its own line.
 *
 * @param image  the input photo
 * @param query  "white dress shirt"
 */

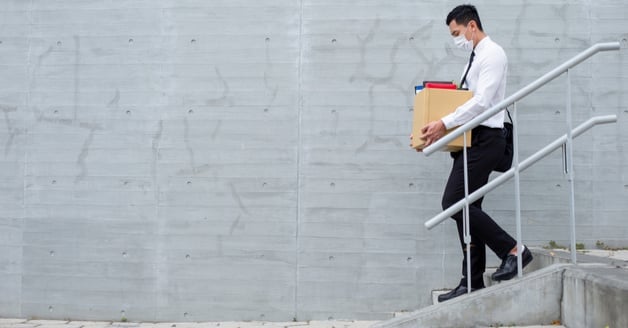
xmin=441 ymin=36 xmax=507 ymax=129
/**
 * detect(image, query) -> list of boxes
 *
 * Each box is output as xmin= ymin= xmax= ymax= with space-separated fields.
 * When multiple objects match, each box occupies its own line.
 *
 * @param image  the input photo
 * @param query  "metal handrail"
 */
xmin=424 ymin=114 xmax=617 ymax=230
xmin=420 ymin=42 xmax=621 ymax=288
xmin=423 ymin=42 xmax=620 ymax=156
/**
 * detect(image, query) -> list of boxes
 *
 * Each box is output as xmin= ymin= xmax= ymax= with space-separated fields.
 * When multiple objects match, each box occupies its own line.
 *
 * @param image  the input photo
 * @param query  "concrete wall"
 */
xmin=0 ymin=0 xmax=626 ymax=322
xmin=562 ymin=266 xmax=628 ymax=328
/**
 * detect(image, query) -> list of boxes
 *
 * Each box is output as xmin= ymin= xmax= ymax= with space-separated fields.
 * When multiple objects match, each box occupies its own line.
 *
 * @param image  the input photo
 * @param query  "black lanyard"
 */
xmin=460 ymin=51 xmax=475 ymax=88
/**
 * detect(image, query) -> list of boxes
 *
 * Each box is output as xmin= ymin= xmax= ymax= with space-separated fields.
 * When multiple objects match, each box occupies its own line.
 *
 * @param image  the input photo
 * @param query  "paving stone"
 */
xmin=0 ymin=323 xmax=38 ymax=328
xmin=23 ymin=321 xmax=86 ymax=328
xmin=67 ymin=321 xmax=112 ymax=328
xmin=0 ymin=319 xmax=28 ymax=326
xmin=137 ymin=323 xmax=177 ymax=328
xmin=109 ymin=323 xmax=141 ymax=328
xmin=307 ymin=321 xmax=378 ymax=328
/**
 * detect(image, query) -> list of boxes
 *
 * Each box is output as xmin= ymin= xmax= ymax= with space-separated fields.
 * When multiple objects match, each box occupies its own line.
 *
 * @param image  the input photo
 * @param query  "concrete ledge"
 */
xmin=373 ymin=248 xmax=628 ymax=328
xmin=527 ymin=248 xmax=628 ymax=271
xmin=372 ymin=264 xmax=569 ymax=328
xmin=562 ymin=265 xmax=628 ymax=328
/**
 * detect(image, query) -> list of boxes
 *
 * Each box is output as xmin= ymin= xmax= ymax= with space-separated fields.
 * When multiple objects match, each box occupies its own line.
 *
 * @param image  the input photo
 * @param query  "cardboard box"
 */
xmin=411 ymin=88 xmax=473 ymax=152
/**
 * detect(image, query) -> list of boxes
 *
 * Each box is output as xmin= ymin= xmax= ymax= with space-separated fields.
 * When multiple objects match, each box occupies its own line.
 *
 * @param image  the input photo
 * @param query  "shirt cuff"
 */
xmin=440 ymin=114 xmax=455 ymax=130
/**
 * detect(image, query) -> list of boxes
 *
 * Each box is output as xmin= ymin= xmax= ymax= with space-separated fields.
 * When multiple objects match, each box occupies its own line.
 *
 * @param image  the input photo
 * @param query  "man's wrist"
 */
xmin=440 ymin=117 xmax=453 ymax=130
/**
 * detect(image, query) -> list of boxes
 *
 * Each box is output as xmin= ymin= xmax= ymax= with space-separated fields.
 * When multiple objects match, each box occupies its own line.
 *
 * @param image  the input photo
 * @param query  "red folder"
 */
xmin=425 ymin=83 xmax=457 ymax=89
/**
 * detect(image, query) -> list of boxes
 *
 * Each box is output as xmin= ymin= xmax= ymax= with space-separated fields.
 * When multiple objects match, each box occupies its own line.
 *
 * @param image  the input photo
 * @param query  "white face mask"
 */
xmin=453 ymin=28 xmax=473 ymax=51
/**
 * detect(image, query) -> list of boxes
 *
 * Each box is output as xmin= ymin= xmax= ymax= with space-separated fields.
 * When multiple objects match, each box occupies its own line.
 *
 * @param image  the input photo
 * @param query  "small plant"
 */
xmin=547 ymin=240 xmax=566 ymax=249
xmin=544 ymin=240 xmax=587 ymax=250
xmin=595 ymin=240 xmax=628 ymax=251
xmin=120 ymin=317 xmax=127 ymax=322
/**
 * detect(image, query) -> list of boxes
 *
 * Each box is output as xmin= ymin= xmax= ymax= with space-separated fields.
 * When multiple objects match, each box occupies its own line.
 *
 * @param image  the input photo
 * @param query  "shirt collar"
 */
xmin=473 ymin=36 xmax=491 ymax=55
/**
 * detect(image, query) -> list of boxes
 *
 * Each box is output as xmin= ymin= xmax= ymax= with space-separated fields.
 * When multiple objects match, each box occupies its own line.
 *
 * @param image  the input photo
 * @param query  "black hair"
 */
xmin=446 ymin=4 xmax=484 ymax=31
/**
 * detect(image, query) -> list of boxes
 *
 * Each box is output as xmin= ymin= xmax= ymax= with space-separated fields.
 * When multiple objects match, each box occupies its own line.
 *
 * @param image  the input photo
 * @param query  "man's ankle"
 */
xmin=508 ymin=244 xmax=526 ymax=256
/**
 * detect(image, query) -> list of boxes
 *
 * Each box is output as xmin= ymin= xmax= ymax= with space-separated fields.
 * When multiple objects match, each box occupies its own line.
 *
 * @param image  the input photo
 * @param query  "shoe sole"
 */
xmin=437 ymin=287 xmax=483 ymax=302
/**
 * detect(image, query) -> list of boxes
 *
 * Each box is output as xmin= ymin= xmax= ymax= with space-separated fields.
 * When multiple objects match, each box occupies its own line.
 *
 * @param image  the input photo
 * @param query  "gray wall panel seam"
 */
xmin=295 ymin=0 xmax=305 ymax=321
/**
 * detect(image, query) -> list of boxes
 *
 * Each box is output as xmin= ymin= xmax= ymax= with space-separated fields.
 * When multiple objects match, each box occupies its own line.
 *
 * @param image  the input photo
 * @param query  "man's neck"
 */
xmin=473 ymin=32 xmax=487 ymax=50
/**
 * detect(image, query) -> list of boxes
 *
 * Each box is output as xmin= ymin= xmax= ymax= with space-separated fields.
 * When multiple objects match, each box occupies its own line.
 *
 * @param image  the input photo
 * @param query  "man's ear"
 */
xmin=468 ymin=20 xmax=477 ymax=31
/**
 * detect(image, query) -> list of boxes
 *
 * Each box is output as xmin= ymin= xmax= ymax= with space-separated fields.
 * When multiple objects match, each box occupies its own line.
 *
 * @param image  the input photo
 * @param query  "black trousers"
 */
xmin=441 ymin=126 xmax=517 ymax=288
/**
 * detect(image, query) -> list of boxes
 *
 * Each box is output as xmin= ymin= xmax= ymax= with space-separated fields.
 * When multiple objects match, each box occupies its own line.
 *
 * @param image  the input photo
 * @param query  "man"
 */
xmin=419 ymin=4 xmax=533 ymax=302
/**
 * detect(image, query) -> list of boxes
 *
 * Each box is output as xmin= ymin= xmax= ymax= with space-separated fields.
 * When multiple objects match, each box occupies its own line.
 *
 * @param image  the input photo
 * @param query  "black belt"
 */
xmin=472 ymin=125 xmax=502 ymax=133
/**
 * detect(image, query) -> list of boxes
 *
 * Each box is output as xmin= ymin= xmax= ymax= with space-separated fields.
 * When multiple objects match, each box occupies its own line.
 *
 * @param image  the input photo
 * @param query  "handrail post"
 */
xmin=513 ymin=103 xmax=523 ymax=278
xmin=566 ymin=69 xmax=577 ymax=264
xmin=462 ymin=131 xmax=471 ymax=294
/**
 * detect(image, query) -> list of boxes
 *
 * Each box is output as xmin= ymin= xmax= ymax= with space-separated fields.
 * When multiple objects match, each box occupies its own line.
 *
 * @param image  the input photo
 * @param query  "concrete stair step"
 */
xmin=478 ymin=325 xmax=565 ymax=328
xmin=431 ymin=252 xmax=543 ymax=305
xmin=377 ymin=248 xmax=628 ymax=328
xmin=374 ymin=264 xmax=570 ymax=328
xmin=476 ymin=326 xmax=565 ymax=328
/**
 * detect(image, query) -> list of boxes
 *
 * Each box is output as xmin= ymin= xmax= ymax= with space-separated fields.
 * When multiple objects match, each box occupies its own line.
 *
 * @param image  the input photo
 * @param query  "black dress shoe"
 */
xmin=491 ymin=246 xmax=533 ymax=281
xmin=437 ymin=284 xmax=482 ymax=302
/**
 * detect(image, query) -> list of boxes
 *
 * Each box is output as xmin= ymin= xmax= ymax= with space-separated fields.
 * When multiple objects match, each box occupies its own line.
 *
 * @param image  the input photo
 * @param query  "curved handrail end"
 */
xmin=596 ymin=41 xmax=621 ymax=52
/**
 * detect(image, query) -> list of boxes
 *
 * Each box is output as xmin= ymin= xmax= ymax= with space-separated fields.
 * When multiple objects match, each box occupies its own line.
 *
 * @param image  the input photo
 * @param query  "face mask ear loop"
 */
xmin=468 ymin=23 xmax=475 ymax=44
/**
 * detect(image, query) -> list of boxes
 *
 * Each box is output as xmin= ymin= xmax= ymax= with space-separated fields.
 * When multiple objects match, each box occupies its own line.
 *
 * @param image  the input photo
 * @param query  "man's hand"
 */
xmin=420 ymin=120 xmax=446 ymax=147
